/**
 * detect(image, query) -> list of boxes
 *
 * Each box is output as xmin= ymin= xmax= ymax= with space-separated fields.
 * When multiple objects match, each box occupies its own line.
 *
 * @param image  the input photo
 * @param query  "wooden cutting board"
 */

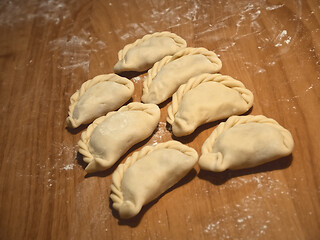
xmin=1 ymin=0 xmax=319 ymax=239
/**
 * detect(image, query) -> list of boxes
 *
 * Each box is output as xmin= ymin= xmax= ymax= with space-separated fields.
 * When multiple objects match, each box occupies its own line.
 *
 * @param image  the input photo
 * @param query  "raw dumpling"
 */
xmin=114 ymin=32 xmax=187 ymax=73
xmin=167 ymin=73 xmax=254 ymax=137
xmin=78 ymin=102 xmax=160 ymax=173
xmin=141 ymin=47 xmax=222 ymax=104
xmin=66 ymin=74 xmax=134 ymax=128
xmin=199 ymin=115 xmax=294 ymax=172
xmin=110 ymin=140 xmax=198 ymax=219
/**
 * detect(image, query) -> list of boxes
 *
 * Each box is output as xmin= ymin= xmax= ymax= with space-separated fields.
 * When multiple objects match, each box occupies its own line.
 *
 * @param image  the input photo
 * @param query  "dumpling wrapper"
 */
xmin=167 ymin=73 xmax=254 ymax=137
xmin=199 ymin=115 xmax=294 ymax=172
xmin=141 ymin=47 xmax=222 ymax=104
xmin=110 ymin=140 xmax=198 ymax=219
xmin=66 ymin=74 xmax=134 ymax=128
xmin=114 ymin=31 xmax=187 ymax=73
xmin=78 ymin=102 xmax=160 ymax=173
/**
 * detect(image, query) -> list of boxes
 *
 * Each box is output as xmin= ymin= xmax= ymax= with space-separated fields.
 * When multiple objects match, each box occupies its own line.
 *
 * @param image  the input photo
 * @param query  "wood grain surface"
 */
xmin=0 ymin=0 xmax=319 ymax=239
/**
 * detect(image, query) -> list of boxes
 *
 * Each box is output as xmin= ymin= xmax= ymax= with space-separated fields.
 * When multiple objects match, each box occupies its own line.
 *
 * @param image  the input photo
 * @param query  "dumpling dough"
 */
xmin=78 ymin=102 xmax=160 ymax=173
xmin=114 ymin=32 xmax=187 ymax=73
xmin=199 ymin=115 xmax=294 ymax=172
xmin=141 ymin=47 xmax=222 ymax=104
xmin=110 ymin=141 xmax=198 ymax=219
xmin=66 ymin=74 xmax=134 ymax=128
xmin=167 ymin=73 xmax=254 ymax=137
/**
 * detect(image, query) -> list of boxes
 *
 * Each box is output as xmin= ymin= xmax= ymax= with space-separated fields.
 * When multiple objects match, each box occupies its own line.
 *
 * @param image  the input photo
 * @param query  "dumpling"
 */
xmin=167 ymin=73 xmax=254 ymax=137
xmin=110 ymin=140 xmax=198 ymax=219
xmin=114 ymin=31 xmax=187 ymax=73
xmin=78 ymin=102 xmax=160 ymax=173
xmin=141 ymin=47 xmax=222 ymax=104
xmin=199 ymin=115 xmax=294 ymax=172
xmin=66 ymin=74 xmax=134 ymax=128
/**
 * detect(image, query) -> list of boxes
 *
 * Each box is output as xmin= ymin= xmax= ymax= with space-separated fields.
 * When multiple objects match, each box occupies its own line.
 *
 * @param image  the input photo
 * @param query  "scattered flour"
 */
xmin=132 ymin=76 xmax=143 ymax=83
xmin=204 ymin=221 xmax=220 ymax=233
xmin=284 ymin=37 xmax=292 ymax=44
xmin=265 ymin=4 xmax=285 ymax=11
xmin=151 ymin=122 xmax=170 ymax=145
xmin=244 ymin=62 xmax=266 ymax=75
xmin=49 ymin=30 xmax=107 ymax=73
xmin=47 ymin=178 xmax=53 ymax=188
xmin=237 ymin=218 xmax=244 ymax=223
xmin=62 ymin=163 xmax=75 ymax=171
xmin=305 ymin=84 xmax=314 ymax=92
xmin=203 ymin=173 xmax=299 ymax=238
xmin=0 ymin=0 xmax=73 ymax=27
xmin=278 ymin=30 xmax=288 ymax=39
xmin=272 ymin=29 xmax=293 ymax=48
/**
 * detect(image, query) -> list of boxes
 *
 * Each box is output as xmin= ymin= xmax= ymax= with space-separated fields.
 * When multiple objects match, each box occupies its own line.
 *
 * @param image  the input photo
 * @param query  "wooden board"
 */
xmin=1 ymin=0 xmax=320 ymax=239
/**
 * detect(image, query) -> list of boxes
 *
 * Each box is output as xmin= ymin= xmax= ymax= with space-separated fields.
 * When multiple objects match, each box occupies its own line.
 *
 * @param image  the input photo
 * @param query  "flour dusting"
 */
xmin=0 ymin=0 xmax=72 ymax=26
xmin=203 ymin=173 xmax=302 ymax=238
xmin=265 ymin=4 xmax=285 ymax=11
xmin=244 ymin=62 xmax=266 ymax=75
xmin=132 ymin=76 xmax=143 ymax=83
xmin=305 ymin=84 xmax=314 ymax=92
xmin=151 ymin=122 xmax=170 ymax=145
xmin=62 ymin=163 xmax=75 ymax=170
xmin=273 ymin=30 xmax=292 ymax=47
xmin=49 ymin=30 xmax=107 ymax=73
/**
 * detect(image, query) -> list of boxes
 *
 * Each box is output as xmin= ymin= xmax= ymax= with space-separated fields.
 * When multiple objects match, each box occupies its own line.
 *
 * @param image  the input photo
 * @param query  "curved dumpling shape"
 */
xmin=167 ymin=73 xmax=254 ymax=137
xmin=141 ymin=47 xmax=222 ymax=104
xmin=110 ymin=140 xmax=198 ymax=219
xmin=78 ymin=102 xmax=160 ymax=173
xmin=199 ymin=115 xmax=294 ymax=172
xmin=114 ymin=32 xmax=187 ymax=73
xmin=66 ymin=74 xmax=134 ymax=128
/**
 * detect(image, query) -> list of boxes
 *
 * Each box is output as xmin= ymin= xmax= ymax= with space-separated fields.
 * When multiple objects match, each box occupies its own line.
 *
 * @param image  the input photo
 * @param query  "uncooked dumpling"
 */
xmin=110 ymin=140 xmax=198 ymax=219
xmin=66 ymin=74 xmax=134 ymax=128
xmin=78 ymin=102 xmax=160 ymax=173
xmin=199 ymin=115 xmax=294 ymax=172
xmin=167 ymin=73 xmax=254 ymax=137
xmin=114 ymin=32 xmax=187 ymax=73
xmin=141 ymin=47 xmax=222 ymax=104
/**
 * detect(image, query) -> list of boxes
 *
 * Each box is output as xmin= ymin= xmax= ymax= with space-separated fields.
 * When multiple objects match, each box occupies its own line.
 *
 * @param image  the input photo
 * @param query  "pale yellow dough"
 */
xmin=167 ymin=73 xmax=254 ymax=137
xmin=78 ymin=102 xmax=160 ymax=173
xmin=110 ymin=141 xmax=198 ymax=219
xmin=199 ymin=115 xmax=294 ymax=172
xmin=114 ymin=32 xmax=186 ymax=73
xmin=66 ymin=74 xmax=134 ymax=128
xmin=141 ymin=47 xmax=222 ymax=104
